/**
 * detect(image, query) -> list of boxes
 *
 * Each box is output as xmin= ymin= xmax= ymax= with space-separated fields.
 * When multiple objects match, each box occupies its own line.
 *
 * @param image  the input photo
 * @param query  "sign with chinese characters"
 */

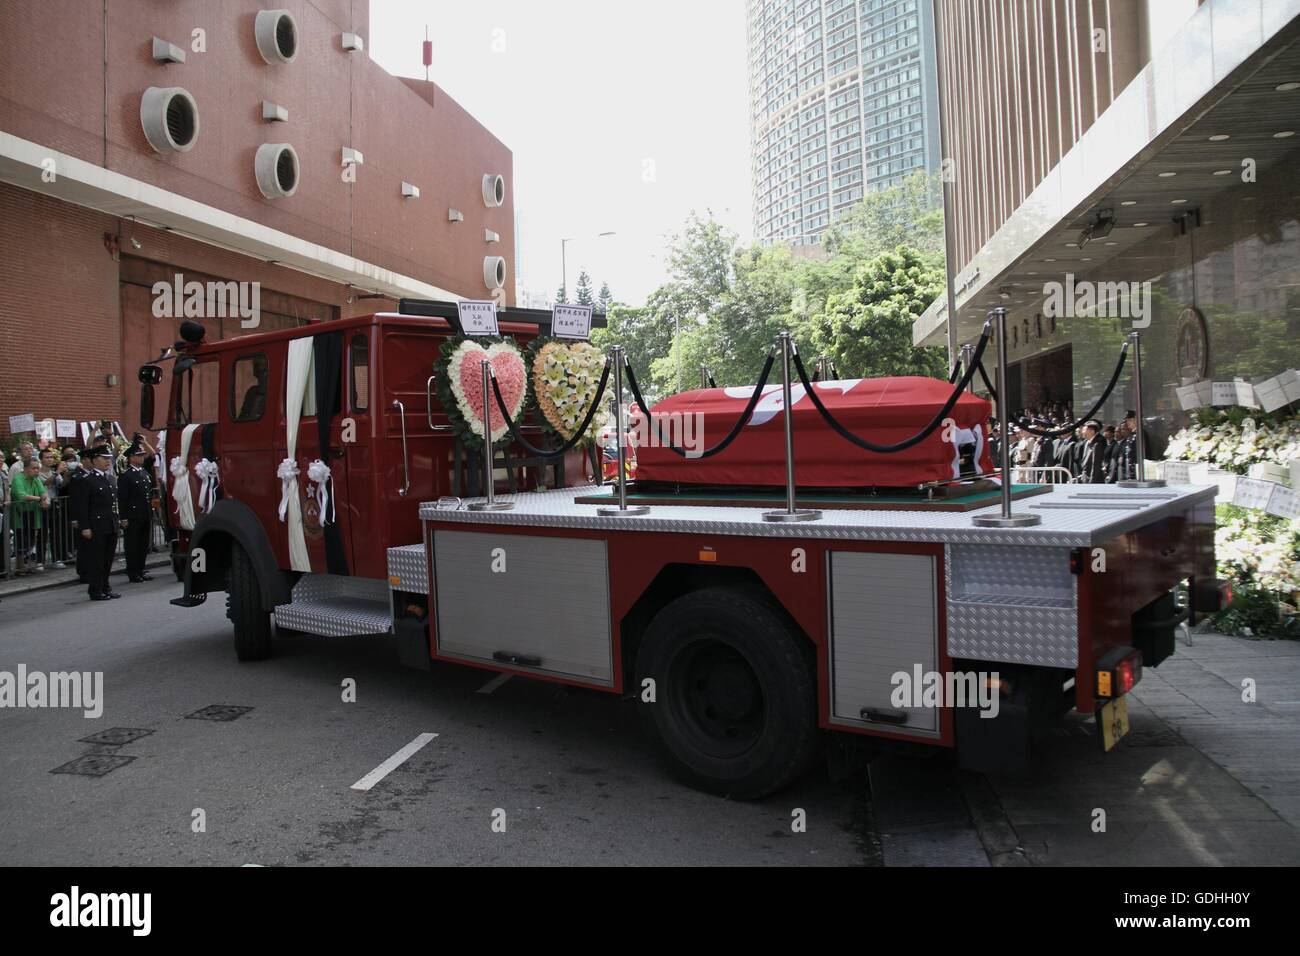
xmin=8 ymin=413 xmax=36 ymax=434
xmin=1232 ymin=476 xmax=1275 ymax=511
xmin=1160 ymin=460 xmax=1191 ymax=484
xmin=1255 ymin=369 xmax=1300 ymax=413
xmin=551 ymin=303 xmax=594 ymax=340
xmin=457 ymin=300 xmax=499 ymax=336
xmin=1266 ymin=483 xmax=1300 ymax=520
xmin=56 ymin=419 xmax=77 ymax=438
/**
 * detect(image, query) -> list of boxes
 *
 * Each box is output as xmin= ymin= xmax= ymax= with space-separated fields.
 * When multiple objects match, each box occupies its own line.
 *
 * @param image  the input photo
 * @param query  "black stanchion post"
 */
xmin=597 ymin=345 xmax=649 ymax=517
xmin=960 ymin=343 xmax=976 ymax=394
xmin=763 ymin=332 xmax=821 ymax=523
xmin=973 ymin=308 xmax=1041 ymax=528
xmin=1118 ymin=330 xmax=1165 ymax=489
xmin=699 ymin=365 xmax=710 ymax=389
xmin=468 ymin=359 xmax=514 ymax=513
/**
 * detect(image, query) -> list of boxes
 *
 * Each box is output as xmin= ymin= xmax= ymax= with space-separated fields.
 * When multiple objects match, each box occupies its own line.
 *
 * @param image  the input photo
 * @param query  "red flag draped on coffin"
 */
xmin=633 ymin=376 xmax=994 ymax=488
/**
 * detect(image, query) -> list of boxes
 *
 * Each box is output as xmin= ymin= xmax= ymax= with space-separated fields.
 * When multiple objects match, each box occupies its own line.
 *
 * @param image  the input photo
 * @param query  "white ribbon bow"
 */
xmin=306 ymin=459 xmax=332 ymax=527
xmin=277 ymin=458 xmax=300 ymax=523
xmin=169 ymin=455 xmax=188 ymax=480
xmin=194 ymin=458 xmax=220 ymax=513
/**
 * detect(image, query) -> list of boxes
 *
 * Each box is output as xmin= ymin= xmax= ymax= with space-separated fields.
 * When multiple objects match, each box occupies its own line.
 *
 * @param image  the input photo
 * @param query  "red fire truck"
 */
xmin=141 ymin=304 xmax=1222 ymax=798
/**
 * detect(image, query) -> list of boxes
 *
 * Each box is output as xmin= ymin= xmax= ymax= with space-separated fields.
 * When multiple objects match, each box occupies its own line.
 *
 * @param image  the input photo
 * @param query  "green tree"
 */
xmin=807 ymin=246 xmax=947 ymax=379
xmin=575 ymin=270 xmax=594 ymax=306
xmin=554 ymin=283 xmax=567 ymax=304
xmin=597 ymin=281 xmax=613 ymax=314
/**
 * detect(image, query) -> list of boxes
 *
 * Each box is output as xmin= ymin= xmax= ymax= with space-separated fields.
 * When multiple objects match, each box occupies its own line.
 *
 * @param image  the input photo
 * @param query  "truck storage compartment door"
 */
xmin=829 ymin=550 xmax=940 ymax=738
xmin=431 ymin=529 xmax=613 ymax=685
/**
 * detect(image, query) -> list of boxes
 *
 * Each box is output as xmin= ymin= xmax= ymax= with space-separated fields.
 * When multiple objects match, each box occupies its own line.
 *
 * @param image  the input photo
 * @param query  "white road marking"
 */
xmin=477 ymin=673 xmax=513 ymax=695
xmin=350 ymin=732 xmax=439 ymax=792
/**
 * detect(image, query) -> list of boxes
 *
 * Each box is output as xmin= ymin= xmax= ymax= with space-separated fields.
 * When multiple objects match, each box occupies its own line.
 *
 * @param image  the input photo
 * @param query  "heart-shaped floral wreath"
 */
xmin=530 ymin=338 xmax=611 ymax=449
xmin=434 ymin=336 xmax=530 ymax=449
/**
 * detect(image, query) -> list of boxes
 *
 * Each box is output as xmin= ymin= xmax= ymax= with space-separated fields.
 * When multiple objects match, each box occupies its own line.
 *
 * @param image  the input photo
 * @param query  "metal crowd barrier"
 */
xmin=1013 ymin=465 xmax=1077 ymax=485
xmin=1 ymin=494 xmax=169 ymax=578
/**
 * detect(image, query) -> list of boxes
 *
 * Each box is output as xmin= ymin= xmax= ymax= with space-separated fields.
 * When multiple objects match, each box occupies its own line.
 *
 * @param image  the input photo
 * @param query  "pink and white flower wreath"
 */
xmin=444 ymin=338 xmax=528 ymax=444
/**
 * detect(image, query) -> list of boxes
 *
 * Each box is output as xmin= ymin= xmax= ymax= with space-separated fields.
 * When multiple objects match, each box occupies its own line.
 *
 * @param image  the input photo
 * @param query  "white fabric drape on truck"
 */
xmin=284 ymin=337 xmax=313 ymax=572
xmin=170 ymin=423 xmax=201 ymax=530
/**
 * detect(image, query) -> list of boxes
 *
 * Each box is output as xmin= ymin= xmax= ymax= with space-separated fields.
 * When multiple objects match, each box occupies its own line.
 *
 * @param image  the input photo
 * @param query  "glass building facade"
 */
xmin=747 ymin=0 xmax=942 ymax=247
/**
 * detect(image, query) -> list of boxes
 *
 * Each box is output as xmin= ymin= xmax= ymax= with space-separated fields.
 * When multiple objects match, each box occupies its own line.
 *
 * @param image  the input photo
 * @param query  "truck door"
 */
xmin=274 ymin=331 xmax=355 ymax=576
xmin=379 ymin=327 xmax=453 ymax=550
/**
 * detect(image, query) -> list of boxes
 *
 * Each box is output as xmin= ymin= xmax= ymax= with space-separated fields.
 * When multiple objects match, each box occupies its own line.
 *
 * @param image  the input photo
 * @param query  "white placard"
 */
xmin=56 ymin=419 xmax=77 ymax=438
xmin=1254 ymin=370 xmax=1298 ymax=413
xmin=1211 ymin=382 xmax=1239 ymax=407
xmin=1234 ymin=379 xmax=1259 ymax=409
xmin=35 ymin=419 xmax=55 ymax=442
xmin=1175 ymin=383 xmax=1204 ymax=411
xmin=1161 ymin=460 xmax=1192 ymax=484
xmin=1233 ymin=476 xmax=1275 ymax=510
xmin=8 ymin=413 xmax=36 ymax=434
xmin=1248 ymin=461 xmax=1291 ymax=485
xmin=456 ymin=300 xmax=499 ymax=336
xmin=551 ymin=303 xmax=593 ymax=340
xmin=1266 ymin=483 xmax=1300 ymax=520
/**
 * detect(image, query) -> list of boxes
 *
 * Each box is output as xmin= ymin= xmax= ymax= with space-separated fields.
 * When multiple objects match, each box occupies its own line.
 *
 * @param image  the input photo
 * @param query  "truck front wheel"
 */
xmin=227 ymin=541 xmax=273 ymax=661
xmin=635 ymin=586 xmax=820 ymax=799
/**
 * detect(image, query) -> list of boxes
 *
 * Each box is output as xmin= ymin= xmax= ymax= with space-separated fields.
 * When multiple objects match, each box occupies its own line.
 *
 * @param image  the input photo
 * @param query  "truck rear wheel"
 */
xmin=635 ymin=586 xmax=820 ymax=799
xmin=227 ymin=541 xmax=273 ymax=661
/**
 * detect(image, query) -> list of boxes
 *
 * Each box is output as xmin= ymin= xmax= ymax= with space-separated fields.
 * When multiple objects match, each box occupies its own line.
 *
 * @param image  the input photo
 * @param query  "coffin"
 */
xmin=633 ymin=377 xmax=994 ymax=489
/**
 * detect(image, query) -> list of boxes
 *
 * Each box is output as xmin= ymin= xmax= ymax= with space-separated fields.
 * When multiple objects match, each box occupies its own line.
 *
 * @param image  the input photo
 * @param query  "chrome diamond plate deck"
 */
xmin=418 ymin=484 xmax=1215 ymax=547
xmin=386 ymin=544 xmax=429 ymax=594
xmin=273 ymin=574 xmax=392 ymax=636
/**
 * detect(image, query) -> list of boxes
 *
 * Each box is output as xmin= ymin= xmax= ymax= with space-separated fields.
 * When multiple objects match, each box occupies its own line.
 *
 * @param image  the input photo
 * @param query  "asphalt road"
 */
xmin=2 ymin=577 xmax=1296 ymax=866
xmin=0 ymin=578 xmax=880 ymax=866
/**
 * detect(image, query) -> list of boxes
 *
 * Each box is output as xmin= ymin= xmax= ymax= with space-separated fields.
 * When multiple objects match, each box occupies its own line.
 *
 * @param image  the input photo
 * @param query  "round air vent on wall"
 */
xmin=140 ymin=87 xmax=200 ymax=153
xmin=255 ymin=9 xmax=298 ymax=64
xmin=255 ymin=143 xmax=299 ymax=198
xmin=483 ymin=256 xmax=506 ymax=290
xmin=482 ymin=174 xmax=505 ymax=207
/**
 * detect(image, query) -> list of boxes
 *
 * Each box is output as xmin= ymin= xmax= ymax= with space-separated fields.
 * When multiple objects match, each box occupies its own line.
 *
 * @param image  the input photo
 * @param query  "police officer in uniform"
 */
xmin=68 ymin=447 xmax=94 ymax=583
xmin=72 ymin=445 xmax=123 ymax=601
xmin=117 ymin=439 xmax=154 ymax=583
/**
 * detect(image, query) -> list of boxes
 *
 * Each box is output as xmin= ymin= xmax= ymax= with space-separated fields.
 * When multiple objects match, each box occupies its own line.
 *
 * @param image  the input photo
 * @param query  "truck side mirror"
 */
xmin=139 ymin=364 xmax=162 ymax=430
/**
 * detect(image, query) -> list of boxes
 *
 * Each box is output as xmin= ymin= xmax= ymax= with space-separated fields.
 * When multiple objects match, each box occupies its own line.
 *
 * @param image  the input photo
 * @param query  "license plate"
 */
xmin=1098 ymin=696 xmax=1130 ymax=752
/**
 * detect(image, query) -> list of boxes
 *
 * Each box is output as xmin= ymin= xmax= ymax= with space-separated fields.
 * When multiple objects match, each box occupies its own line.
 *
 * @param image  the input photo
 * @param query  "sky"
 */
xmin=367 ymin=0 xmax=754 ymax=308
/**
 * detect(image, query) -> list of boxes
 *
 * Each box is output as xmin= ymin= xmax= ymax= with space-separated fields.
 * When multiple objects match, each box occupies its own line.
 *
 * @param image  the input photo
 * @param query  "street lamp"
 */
xmin=560 ymin=231 xmax=616 ymax=303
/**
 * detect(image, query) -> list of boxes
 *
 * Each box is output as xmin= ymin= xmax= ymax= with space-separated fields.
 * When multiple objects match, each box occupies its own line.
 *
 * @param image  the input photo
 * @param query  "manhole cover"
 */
xmin=51 ymin=754 xmax=136 ymax=777
xmin=186 ymin=705 xmax=254 ymax=722
xmin=78 ymin=727 xmax=155 ymax=747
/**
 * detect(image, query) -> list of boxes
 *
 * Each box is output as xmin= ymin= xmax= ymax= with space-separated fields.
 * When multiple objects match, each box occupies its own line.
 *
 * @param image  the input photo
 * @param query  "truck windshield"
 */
xmin=173 ymin=359 xmax=220 ymax=426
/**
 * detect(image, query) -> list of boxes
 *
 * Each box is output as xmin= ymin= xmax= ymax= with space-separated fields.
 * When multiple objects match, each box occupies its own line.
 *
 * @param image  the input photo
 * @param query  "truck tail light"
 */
xmin=1095 ymin=646 xmax=1143 ymax=699
xmin=1193 ymin=577 xmax=1234 ymax=614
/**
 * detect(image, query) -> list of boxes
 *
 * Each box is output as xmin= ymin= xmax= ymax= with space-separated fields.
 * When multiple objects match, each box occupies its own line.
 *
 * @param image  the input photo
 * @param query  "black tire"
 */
xmin=635 ymin=586 xmax=821 ymax=799
xmin=227 ymin=541 xmax=273 ymax=661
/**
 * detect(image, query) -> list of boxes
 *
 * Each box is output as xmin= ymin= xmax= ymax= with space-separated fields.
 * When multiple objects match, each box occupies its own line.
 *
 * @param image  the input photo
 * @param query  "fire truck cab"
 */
xmin=142 ymin=307 xmax=1223 ymax=799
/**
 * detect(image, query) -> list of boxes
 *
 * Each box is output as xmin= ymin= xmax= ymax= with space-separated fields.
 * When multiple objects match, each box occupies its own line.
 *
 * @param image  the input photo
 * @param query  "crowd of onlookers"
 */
xmin=0 ymin=428 xmax=153 ymax=582
xmin=987 ymin=405 xmax=1144 ymax=484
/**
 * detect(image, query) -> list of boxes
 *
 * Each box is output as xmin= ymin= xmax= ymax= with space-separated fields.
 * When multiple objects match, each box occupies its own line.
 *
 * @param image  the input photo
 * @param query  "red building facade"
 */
xmin=0 ymin=0 xmax=515 ymax=436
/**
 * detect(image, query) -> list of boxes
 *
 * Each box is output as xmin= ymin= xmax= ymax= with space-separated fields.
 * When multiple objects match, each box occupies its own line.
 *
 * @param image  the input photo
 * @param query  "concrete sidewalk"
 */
xmin=985 ymin=630 xmax=1300 ymax=866
xmin=0 ymin=552 xmax=171 ymax=601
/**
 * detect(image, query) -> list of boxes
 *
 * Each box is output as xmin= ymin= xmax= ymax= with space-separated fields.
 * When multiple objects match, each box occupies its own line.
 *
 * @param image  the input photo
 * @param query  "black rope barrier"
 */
xmin=624 ymin=352 xmax=777 ymax=459
xmin=948 ymin=360 xmax=962 ymax=384
xmin=976 ymin=360 xmax=998 ymax=401
xmin=708 ymin=374 xmax=717 ymax=389
xmin=1010 ymin=341 xmax=1130 ymax=438
xmin=791 ymin=322 xmax=994 ymax=455
xmin=489 ymin=358 xmax=612 ymax=460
